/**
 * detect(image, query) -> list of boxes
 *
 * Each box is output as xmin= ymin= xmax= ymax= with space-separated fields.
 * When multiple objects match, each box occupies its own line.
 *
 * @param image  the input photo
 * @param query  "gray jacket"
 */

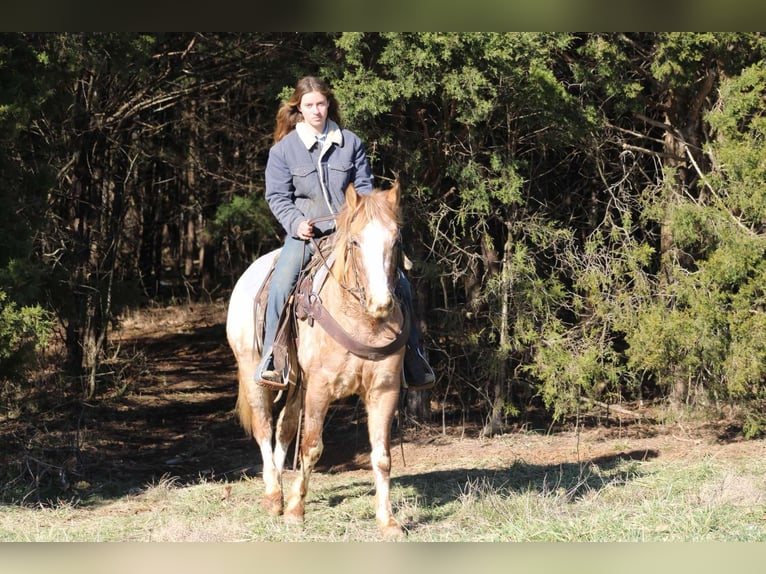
xmin=264 ymin=120 xmax=374 ymax=237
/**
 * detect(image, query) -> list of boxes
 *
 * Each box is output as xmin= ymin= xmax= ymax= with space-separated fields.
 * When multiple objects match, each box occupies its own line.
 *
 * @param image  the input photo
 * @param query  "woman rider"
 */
xmin=255 ymin=75 xmax=435 ymax=391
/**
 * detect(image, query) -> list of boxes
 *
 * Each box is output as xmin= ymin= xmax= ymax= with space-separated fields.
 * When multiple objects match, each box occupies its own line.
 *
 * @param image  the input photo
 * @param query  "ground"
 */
xmin=2 ymin=300 xmax=762 ymax=504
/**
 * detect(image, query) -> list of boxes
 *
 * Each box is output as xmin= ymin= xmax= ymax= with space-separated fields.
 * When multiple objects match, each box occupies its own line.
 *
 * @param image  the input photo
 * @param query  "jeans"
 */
xmin=260 ymin=237 xmax=313 ymax=373
xmin=396 ymin=270 xmax=422 ymax=348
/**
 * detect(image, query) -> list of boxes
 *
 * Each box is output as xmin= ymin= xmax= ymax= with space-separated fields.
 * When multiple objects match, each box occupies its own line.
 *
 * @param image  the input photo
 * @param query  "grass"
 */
xmin=2 ymin=450 xmax=765 ymax=542
xmin=6 ymin=300 xmax=762 ymax=544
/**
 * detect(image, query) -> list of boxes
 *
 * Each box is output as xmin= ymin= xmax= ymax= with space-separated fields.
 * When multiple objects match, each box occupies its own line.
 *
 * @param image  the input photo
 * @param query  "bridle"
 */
xmin=300 ymin=214 xmax=409 ymax=360
xmin=307 ymin=215 xmax=399 ymax=312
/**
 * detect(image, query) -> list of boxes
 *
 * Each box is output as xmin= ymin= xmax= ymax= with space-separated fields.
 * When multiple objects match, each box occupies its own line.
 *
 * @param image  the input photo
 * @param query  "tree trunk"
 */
xmin=657 ymin=67 xmax=716 ymax=409
xmin=482 ymin=225 xmax=513 ymax=437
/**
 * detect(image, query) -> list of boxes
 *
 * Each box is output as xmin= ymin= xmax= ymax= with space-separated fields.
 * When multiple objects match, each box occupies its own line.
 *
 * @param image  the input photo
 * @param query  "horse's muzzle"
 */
xmin=367 ymin=295 xmax=395 ymax=319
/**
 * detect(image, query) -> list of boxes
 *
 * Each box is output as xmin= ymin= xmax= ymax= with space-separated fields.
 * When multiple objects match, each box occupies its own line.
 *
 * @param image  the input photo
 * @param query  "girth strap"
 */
xmin=304 ymin=294 xmax=410 ymax=360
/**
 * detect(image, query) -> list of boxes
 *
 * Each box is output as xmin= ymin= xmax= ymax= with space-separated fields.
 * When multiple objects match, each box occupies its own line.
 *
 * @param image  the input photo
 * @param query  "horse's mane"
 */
xmin=333 ymin=187 xmax=401 ymax=275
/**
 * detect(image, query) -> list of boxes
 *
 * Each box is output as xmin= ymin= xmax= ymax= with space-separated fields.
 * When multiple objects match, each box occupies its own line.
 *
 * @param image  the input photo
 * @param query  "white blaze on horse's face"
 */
xmin=359 ymin=218 xmax=397 ymax=319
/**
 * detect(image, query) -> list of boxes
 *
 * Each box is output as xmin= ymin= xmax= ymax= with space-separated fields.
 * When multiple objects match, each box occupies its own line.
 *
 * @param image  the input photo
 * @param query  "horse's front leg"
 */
xmin=283 ymin=387 xmax=329 ymax=525
xmin=366 ymin=380 xmax=404 ymax=539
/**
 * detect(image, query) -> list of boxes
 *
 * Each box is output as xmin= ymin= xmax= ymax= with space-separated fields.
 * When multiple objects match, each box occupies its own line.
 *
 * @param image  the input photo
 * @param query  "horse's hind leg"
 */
xmin=274 ymin=384 xmax=302 ymax=474
xmin=283 ymin=388 xmax=329 ymax=525
xmin=236 ymin=361 xmax=283 ymax=516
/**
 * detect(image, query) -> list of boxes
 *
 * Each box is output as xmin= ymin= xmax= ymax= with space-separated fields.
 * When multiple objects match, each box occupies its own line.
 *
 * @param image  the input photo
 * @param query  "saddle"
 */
xmin=251 ymin=236 xmax=337 ymax=389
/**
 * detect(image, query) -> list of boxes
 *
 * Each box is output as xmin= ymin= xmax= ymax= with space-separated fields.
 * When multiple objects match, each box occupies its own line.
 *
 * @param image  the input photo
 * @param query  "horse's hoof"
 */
xmin=261 ymin=494 xmax=283 ymax=516
xmin=379 ymin=523 xmax=405 ymax=540
xmin=283 ymin=506 xmax=305 ymax=525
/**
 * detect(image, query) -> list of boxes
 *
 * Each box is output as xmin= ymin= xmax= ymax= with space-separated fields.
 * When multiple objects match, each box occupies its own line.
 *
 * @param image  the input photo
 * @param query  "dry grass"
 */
xmin=2 ymin=439 xmax=766 ymax=542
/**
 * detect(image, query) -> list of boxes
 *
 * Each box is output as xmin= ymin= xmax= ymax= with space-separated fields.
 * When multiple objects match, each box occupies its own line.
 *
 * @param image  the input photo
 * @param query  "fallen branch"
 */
xmin=579 ymin=397 xmax=644 ymax=419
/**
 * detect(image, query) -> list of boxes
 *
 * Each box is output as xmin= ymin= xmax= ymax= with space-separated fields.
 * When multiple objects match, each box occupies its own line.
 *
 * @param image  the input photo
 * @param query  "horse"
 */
xmin=226 ymin=182 xmax=407 ymax=538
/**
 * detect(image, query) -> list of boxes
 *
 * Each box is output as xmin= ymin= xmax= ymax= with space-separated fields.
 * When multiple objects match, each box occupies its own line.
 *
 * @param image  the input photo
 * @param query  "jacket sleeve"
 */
xmin=264 ymin=144 xmax=304 ymax=237
xmin=351 ymin=134 xmax=374 ymax=196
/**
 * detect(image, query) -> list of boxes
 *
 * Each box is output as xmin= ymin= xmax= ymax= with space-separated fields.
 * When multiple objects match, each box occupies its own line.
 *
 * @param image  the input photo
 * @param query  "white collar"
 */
xmin=296 ymin=119 xmax=343 ymax=150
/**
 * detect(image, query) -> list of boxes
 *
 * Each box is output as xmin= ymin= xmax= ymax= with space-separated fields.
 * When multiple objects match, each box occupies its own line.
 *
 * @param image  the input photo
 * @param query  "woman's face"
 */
xmin=298 ymin=90 xmax=329 ymax=134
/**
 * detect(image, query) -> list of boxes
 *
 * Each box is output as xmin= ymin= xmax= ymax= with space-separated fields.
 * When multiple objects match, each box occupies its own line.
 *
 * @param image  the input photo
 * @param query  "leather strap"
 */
xmin=305 ymin=294 xmax=410 ymax=360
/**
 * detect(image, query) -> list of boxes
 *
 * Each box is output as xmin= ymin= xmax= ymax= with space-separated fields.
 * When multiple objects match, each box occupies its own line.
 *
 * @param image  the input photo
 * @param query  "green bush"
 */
xmin=0 ymin=289 xmax=52 ymax=380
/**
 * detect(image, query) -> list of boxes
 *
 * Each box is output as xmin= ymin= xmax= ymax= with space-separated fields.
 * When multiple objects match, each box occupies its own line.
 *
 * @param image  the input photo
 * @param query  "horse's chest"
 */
xmin=299 ymin=349 xmax=364 ymax=397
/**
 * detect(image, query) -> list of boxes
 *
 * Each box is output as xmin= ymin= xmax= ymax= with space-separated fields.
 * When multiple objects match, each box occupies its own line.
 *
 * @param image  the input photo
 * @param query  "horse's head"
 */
xmin=336 ymin=182 xmax=402 ymax=320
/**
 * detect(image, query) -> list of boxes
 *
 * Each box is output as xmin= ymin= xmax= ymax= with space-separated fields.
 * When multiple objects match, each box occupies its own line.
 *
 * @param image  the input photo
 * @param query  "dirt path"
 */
xmin=4 ymin=301 xmax=763 ymax=504
xmin=108 ymin=302 xmax=766 ymax=480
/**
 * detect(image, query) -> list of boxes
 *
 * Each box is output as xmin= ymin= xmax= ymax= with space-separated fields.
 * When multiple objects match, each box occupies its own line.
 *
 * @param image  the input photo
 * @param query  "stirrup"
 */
xmin=403 ymin=374 xmax=435 ymax=392
xmin=255 ymin=355 xmax=288 ymax=390
xmin=256 ymin=375 xmax=288 ymax=391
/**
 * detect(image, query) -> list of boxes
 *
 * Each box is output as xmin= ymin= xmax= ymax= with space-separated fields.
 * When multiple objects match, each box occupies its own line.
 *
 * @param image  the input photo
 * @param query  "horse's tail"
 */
xmin=227 ymin=249 xmax=281 ymax=439
xmin=235 ymin=375 xmax=254 ymax=438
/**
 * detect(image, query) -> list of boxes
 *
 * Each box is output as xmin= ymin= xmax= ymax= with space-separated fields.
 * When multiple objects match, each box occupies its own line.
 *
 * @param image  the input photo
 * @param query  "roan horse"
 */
xmin=226 ymin=182 xmax=407 ymax=538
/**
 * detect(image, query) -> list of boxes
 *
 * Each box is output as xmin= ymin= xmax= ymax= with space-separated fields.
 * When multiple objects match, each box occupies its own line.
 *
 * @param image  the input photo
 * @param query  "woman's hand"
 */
xmin=296 ymin=220 xmax=315 ymax=241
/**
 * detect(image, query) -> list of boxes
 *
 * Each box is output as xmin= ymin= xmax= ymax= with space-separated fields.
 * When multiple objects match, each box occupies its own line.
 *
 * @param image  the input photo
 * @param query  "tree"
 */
xmin=331 ymin=32 xmax=766 ymax=428
xmin=0 ymin=33 xmax=54 ymax=394
xmin=5 ymin=31 xmax=766 ymax=431
xmin=331 ymin=32 xmax=591 ymax=428
xmin=559 ymin=33 xmax=766 ymax=415
xmin=23 ymin=32 xmax=340 ymax=399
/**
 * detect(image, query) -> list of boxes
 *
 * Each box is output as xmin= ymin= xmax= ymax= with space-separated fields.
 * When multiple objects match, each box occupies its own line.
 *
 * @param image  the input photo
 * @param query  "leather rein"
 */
xmin=299 ymin=215 xmax=410 ymax=361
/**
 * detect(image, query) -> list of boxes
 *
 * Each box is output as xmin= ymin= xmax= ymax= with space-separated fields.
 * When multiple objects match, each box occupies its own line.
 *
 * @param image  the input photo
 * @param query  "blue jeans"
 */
xmin=396 ymin=270 xmax=421 ymax=347
xmin=260 ymin=237 xmax=313 ymax=372
xmin=257 ymin=236 xmax=423 ymax=376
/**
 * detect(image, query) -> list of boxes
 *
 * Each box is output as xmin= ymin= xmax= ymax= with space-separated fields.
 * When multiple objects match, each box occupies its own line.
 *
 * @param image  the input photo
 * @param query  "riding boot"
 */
xmin=255 ymin=348 xmax=286 ymax=390
xmin=402 ymin=344 xmax=436 ymax=390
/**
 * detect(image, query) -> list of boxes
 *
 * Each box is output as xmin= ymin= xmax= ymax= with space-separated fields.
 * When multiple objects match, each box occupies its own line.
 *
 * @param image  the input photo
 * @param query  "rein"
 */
xmin=307 ymin=215 xmax=365 ymax=305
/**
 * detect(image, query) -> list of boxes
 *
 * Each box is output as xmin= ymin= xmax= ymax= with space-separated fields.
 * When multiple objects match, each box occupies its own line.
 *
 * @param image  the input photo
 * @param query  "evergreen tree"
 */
xmin=0 ymin=33 xmax=53 ymax=390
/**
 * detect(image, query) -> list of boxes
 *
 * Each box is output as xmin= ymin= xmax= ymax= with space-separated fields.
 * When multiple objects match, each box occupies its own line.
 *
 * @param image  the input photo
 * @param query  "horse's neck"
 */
xmin=325 ymin=258 xmax=356 ymax=310
xmin=319 ymin=254 xmax=368 ymax=323
xmin=303 ymin=236 xmax=339 ymax=295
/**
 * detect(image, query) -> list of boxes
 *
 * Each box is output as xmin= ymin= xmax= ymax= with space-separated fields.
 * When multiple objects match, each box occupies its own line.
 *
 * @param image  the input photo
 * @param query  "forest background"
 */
xmin=2 ymin=32 xmax=766 ymax=443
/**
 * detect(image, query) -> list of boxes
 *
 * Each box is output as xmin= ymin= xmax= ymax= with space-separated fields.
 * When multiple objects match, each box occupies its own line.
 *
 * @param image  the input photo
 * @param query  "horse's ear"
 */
xmin=387 ymin=180 xmax=401 ymax=207
xmin=345 ymin=183 xmax=358 ymax=209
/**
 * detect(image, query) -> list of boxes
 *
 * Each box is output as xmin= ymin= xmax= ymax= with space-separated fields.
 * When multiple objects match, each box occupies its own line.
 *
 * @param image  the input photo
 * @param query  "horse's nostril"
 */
xmin=368 ymin=297 xmax=394 ymax=318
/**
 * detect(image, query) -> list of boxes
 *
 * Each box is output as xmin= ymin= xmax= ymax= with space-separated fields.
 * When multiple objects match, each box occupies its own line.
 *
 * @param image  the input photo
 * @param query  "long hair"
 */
xmin=273 ymin=76 xmax=342 ymax=143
